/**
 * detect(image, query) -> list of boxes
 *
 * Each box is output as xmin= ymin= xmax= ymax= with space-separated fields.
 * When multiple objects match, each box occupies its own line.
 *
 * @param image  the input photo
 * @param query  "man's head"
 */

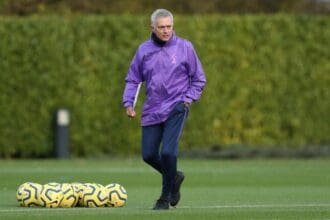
xmin=150 ymin=9 xmax=174 ymax=42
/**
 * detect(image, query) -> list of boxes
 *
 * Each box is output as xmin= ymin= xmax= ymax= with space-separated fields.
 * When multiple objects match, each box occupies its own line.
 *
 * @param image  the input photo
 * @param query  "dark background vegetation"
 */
xmin=0 ymin=1 xmax=329 ymax=158
xmin=0 ymin=0 xmax=329 ymax=15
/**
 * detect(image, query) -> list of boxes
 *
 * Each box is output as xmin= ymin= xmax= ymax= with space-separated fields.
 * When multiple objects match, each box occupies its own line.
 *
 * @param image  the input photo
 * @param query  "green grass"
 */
xmin=0 ymin=158 xmax=330 ymax=219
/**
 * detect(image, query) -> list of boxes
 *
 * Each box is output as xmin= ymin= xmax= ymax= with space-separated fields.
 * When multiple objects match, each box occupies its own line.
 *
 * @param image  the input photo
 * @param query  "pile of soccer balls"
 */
xmin=16 ymin=182 xmax=127 ymax=208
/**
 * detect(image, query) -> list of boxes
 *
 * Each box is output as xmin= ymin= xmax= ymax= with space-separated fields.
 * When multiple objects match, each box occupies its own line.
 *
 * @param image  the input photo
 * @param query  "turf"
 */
xmin=0 ymin=158 xmax=330 ymax=219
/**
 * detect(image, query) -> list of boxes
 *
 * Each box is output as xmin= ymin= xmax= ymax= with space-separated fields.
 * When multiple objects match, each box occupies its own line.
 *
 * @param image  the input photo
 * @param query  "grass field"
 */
xmin=0 ymin=158 xmax=330 ymax=219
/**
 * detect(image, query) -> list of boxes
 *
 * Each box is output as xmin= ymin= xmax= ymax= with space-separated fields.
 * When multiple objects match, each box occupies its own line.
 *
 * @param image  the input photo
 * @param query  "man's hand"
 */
xmin=126 ymin=106 xmax=136 ymax=118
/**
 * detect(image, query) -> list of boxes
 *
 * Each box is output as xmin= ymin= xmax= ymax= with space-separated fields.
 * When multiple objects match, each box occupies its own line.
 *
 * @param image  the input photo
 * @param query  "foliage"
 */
xmin=0 ymin=0 xmax=329 ymax=15
xmin=0 ymin=15 xmax=329 ymax=158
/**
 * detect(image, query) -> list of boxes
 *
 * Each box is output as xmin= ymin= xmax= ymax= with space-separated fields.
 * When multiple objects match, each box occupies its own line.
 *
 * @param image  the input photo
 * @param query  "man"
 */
xmin=122 ymin=9 xmax=206 ymax=210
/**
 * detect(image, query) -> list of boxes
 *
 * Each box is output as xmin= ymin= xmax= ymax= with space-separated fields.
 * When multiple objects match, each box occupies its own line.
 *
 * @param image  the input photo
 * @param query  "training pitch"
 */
xmin=0 ymin=158 xmax=329 ymax=219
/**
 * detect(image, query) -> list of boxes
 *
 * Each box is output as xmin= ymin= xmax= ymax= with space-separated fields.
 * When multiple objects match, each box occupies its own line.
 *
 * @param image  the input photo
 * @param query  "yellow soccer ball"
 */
xmin=71 ymin=182 xmax=85 ymax=207
xmin=59 ymin=183 xmax=79 ymax=208
xmin=81 ymin=183 xmax=108 ymax=207
xmin=105 ymin=183 xmax=128 ymax=207
xmin=16 ymin=182 xmax=44 ymax=207
xmin=40 ymin=183 xmax=63 ymax=208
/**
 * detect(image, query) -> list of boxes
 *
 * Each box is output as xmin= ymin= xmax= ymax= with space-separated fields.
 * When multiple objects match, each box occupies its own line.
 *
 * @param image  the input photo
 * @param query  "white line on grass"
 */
xmin=1 ymin=203 xmax=330 ymax=213
xmin=180 ymin=203 xmax=330 ymax=209
xmin=0 ymin=168 xmax=151 ymax=174
xmin=0 ymin=167 xmax=226 ymax=174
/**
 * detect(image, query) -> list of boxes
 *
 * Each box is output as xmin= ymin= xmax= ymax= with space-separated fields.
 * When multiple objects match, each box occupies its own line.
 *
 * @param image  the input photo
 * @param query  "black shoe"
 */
xmin=153 ymin=198 xmax=169 ymax=210
xmin=170 ymin=171 xmax=185 ymax=206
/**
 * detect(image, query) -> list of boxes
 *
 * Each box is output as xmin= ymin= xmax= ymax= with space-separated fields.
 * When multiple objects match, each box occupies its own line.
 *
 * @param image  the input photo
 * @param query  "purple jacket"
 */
xmin=123 ymin=33 xmax=206 ymax=126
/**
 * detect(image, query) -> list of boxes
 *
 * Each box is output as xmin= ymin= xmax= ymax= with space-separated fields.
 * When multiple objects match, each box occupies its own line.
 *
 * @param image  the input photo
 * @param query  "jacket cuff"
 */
xmin=123 ymin=102 xmax=133 ymax=108
xmin=183 ymin=97 xmax=193 ymax=104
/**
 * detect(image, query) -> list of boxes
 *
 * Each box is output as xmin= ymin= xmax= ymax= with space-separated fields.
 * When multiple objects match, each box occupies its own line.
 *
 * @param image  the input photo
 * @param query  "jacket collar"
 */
xmin=151 ymin=32 xmax=176 ymax=47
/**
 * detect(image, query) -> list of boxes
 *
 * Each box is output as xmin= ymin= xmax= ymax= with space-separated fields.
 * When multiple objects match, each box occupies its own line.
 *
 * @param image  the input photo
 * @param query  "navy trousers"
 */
xmin=142 ymin=102 xmax=189 ymax=200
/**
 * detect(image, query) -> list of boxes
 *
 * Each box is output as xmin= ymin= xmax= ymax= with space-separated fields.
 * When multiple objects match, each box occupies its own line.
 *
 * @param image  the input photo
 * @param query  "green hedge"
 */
xmin=0 ymin=15 xmax=329 ymax=158
xmin=1 ymin=0 xmax=324 ymax=15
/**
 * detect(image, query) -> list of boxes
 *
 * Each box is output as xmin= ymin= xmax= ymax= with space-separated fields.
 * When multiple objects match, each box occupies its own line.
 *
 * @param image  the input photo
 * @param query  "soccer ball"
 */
xmin=105 ymin=183 xmax=128 ymax=207
xmin=16 ymin=182 xmax=44 ymax=207
xmin=58 ymin=183 xmax=79 ymax=208
xmin=81 ymin=183 xmax=108 ymax=207
xmin=71 ymin=182 xmax=85 ymax=207
xmin=40 ymin=183 xmax=63 ymax=208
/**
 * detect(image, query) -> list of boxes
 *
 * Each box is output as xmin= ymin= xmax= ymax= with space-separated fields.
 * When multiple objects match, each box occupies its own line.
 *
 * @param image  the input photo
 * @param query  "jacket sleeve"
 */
xmin=183 ymin=42 xmax=206 ymax=103
xmin=122 ymin=48 xmax=143 ymax=108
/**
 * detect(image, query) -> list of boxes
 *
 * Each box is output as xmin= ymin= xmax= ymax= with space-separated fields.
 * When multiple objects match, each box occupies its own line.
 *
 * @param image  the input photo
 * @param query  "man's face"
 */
xmin=152 ymin=16 xmax=173 ymax=42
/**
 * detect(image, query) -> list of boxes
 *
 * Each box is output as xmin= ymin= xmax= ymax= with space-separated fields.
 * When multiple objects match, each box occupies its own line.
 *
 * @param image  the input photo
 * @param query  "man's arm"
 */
xmin=122 ymin=50 xmax=143 ymax=118
xmin=183 ymin=42 xmax=206 ymax=104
